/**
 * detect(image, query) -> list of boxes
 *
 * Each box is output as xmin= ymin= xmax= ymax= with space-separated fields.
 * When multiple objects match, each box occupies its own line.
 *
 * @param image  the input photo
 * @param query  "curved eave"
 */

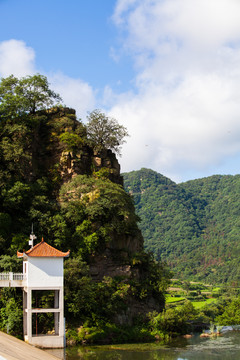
xmin=17 ymin=251 xmax=24 ymax=258
xmin=17 ymin=250 xmax=70 ymax=258
xmin=27 ymin=250 xmax=70 ymax=258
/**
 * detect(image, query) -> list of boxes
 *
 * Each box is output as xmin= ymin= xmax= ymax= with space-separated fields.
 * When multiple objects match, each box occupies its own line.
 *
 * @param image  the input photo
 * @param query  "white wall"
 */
xmin=27 ymin=257 xmax=63 ymax=287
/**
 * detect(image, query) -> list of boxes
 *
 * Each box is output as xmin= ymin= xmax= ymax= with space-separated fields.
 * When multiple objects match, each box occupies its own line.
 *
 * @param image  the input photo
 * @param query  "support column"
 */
xmin=25 ymin=287 xmax=32 ymax=342
xmin=59 ymin=287 xmax=64 ymax=337
xmin=23 ymin=289 xmax=27 ymax=336
xmin=54 ymin=290 xmax=59 ymax=335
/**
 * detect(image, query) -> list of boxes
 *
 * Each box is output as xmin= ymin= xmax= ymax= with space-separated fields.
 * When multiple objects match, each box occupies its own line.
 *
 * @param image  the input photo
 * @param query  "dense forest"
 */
xmin=123 ymin=168 xmax=240 ymax=284
xmin=0 ymin=74 xmax=171 ymax=343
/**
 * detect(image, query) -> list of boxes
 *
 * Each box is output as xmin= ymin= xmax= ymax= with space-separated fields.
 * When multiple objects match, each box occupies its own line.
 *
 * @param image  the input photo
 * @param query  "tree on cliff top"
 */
xmin=0 ymin=74 xmax=62 ymax=120
xmin=86 ymin=109 xmax=129 ymax=155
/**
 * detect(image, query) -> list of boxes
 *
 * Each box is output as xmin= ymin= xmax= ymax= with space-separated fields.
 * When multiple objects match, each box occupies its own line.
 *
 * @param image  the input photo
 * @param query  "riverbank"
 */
xmin=0 ymin=331 xmax=58 ymax=360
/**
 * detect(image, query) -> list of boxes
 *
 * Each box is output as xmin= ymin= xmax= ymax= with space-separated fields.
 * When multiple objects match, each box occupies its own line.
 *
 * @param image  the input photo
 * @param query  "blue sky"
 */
xmin=0 ymin=0 xmax=132 ymax=92
xmin=1 ymin=0 xmax=240 ymax=183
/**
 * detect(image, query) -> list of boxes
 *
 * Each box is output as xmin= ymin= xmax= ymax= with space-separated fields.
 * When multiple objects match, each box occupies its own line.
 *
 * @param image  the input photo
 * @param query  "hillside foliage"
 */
xmin=123 ymin=168 xmax=240 ymax=284
xmin=0 ymin=75 xmax=170 ymax=339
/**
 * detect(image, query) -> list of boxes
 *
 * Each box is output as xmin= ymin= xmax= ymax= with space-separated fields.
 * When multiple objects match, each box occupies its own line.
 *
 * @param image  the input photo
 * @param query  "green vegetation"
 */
xmin=0 ymin=74 xmax=170 ymax=342
xmin=123 ymin=168 xmax=240 ymax=284
xmin=192 ymin=299 xmax=216 ymax=310
xmin=216 ymin=298 xmax=240 ymax=325
xmin=86 ymin=109 xmax=129 ymax=155
xmin=158 ymin=280 xmax=240 ymax=339
xmin=0 ymin=288 xmax=22 ymax=337
xmin=165 ymin=295 xmax=185 ymax=303
xmin=2 ymin=74 xmax=240 ymax=344
xmin=59 ymin=174 xmax=140 ymax=256
xmin=0 ymin=73 xmax=61 ymax=117
xmin=64 ymin=278 xmax=240 ymax=344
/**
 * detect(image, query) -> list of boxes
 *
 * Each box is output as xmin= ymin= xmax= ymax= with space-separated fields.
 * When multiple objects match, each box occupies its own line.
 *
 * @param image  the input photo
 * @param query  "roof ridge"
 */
xmin=17 ymin=239 xmax=70 ymax=258
xmin=37 ymin=241 xmax=70 ymax=255
xmin=26 ymin=238 xmax=44 ymax=254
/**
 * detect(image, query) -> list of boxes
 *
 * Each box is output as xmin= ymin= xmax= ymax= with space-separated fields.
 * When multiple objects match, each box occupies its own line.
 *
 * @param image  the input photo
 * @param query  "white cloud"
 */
xmin=0 ymin=39 xmax=35 ymax=77
xmin=49 ymin=73 xmax=96 ymax=120
xmin=114 ymin=0 xmax=240 ymax=52
xmin=110 ymin=0 xmax=240 ymax=181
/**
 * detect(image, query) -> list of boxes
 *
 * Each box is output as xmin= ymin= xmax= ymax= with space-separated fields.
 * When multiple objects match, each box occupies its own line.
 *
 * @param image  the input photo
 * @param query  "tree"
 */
xmin=0 ymin=74 xmax=62 ymax=120
xmin=64 ymin=256 xmax=96 ymax=321
xmin=86 ymin=109 xmax=129 ymax=155
xmin=182 ymin=281 xmax=191 ymax=295
xmin=59 ymin=174 xmax=140 ymax=256
xmin=0 ymin=291 xmax=23 ymax=336
xmin=216 ymin=297 xmax=240 ymax=325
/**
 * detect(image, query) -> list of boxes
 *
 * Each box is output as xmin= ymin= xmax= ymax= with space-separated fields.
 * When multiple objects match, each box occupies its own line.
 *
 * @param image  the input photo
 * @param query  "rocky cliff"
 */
xmin=30 ymin=107 xmax=123 ymax=186
xmin=0 ymin=106 xmax=165 ymax=326
xmin=32 ymin=107 xmax=144 ymax=271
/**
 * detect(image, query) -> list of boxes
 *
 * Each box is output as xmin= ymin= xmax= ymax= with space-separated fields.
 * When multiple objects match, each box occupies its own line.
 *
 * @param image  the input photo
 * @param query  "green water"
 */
xmin=63 ymin=332 xmax=240 ymax=360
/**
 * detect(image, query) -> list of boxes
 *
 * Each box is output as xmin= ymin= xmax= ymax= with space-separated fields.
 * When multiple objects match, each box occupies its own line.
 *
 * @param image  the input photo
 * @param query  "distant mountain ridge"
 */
xmin=123 ymin=168 xmax=240 ymax=284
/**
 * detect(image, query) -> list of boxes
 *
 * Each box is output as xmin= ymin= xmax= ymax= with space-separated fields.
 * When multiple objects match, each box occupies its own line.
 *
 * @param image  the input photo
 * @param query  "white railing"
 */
xmin=13 ymin=273 xmax=26 ymax=280
xmin=0 ymin=273 xmax=9 ymax=281
xmin=0 ymin=272 xmax=26 ymax=281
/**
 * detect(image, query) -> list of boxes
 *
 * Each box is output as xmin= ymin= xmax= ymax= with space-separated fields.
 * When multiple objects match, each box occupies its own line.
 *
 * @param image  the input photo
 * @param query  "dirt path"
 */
xmin=0 ymin=331 xmax=58 ymax=360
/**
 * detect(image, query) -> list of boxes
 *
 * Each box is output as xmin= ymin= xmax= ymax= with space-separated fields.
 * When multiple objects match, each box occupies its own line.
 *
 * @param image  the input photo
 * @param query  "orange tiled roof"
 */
xmin=17 ymin=238 xmax=70 ymax=258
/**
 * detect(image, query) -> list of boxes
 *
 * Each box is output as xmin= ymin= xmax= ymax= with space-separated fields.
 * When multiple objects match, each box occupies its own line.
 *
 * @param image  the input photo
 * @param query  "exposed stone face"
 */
xmin=33 ymin=107 xmax=123 ymax=185
xmin=88 ymin=230 xmax=144 ymax=276
xmin=93 ymin=156 xmax=102 ymax=167
xmin=89 ymin=249 xmax=136 ymax=280
xmin=114 ymin=296 xmax=162 ymax=326
xmin=92 ymin=149 xmax=122 ymax=184
xmin=89 ymin=248 xmax=162 ymax=326
xmin=60 ymin=147 xmax=93 ymax=181
xmin=107 ymin=230 xmax=143 ymax=255
xmin=60 ymin=148 xmax=123 ymax=185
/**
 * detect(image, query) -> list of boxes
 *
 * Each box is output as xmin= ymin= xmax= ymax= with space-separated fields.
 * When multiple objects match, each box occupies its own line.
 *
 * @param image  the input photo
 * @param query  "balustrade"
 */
xmin=0 ymin=272 xmax=26 ymax=286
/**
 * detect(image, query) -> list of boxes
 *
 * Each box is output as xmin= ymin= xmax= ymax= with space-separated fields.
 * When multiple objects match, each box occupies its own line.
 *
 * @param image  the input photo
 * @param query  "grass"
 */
xmin=165 ymin=295 xmax=185 ymax=303
xmin=167 ymin=280 xmax=221 ymax=311
xmin=212 ymin=287 xmax=221 ymax=292
xmin=192 ymin=298 xmax=216 ymax=309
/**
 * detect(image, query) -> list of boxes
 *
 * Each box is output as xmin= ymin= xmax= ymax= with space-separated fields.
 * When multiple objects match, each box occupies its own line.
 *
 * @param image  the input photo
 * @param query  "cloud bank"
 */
xmin=110 ymin=0 xmax=240 ymax=181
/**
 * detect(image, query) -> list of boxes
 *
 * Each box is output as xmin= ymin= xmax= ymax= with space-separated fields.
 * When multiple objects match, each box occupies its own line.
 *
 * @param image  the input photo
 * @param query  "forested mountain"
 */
xmin=123 ymin=168 xmax=240 ymax=284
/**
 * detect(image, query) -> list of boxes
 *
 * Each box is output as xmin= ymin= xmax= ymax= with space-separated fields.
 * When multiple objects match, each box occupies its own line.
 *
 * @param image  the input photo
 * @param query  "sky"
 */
xmin=1 ymin=0 xmax=240 ymax=182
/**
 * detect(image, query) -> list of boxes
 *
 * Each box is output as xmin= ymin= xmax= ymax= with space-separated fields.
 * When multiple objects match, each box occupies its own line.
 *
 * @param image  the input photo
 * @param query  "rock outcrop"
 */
xmin=29 ymin=107 xmax=159 ymax=323
xmin=31 ymin=107 xmax=123 ymax=186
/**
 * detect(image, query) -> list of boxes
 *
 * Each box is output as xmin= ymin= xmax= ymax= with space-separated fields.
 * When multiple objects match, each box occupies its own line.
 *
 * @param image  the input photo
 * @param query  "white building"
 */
xmin=16 ymin=238 xmax=70 ymax=348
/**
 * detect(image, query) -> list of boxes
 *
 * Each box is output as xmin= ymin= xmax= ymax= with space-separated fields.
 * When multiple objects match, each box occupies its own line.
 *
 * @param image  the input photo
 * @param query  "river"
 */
xmin=47 ymin=331 xmax=240 ymax=360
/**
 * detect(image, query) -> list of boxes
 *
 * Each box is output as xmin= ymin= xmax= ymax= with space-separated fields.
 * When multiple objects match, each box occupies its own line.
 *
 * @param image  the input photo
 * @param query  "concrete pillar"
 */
xmin=23 ymin=290 xmax=27 ymax=336
xmin=59 ymin=288 xmax=64 ymax=337
xmin=54 ymin=290 xmax=59 ymax=335
xmin=54 ymin=313 xmax=59 ymax=335
xmin=54 ymin=290 xmax=59 ymax=308
xmin=26 ymin=288 xmax=32 ymax=341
